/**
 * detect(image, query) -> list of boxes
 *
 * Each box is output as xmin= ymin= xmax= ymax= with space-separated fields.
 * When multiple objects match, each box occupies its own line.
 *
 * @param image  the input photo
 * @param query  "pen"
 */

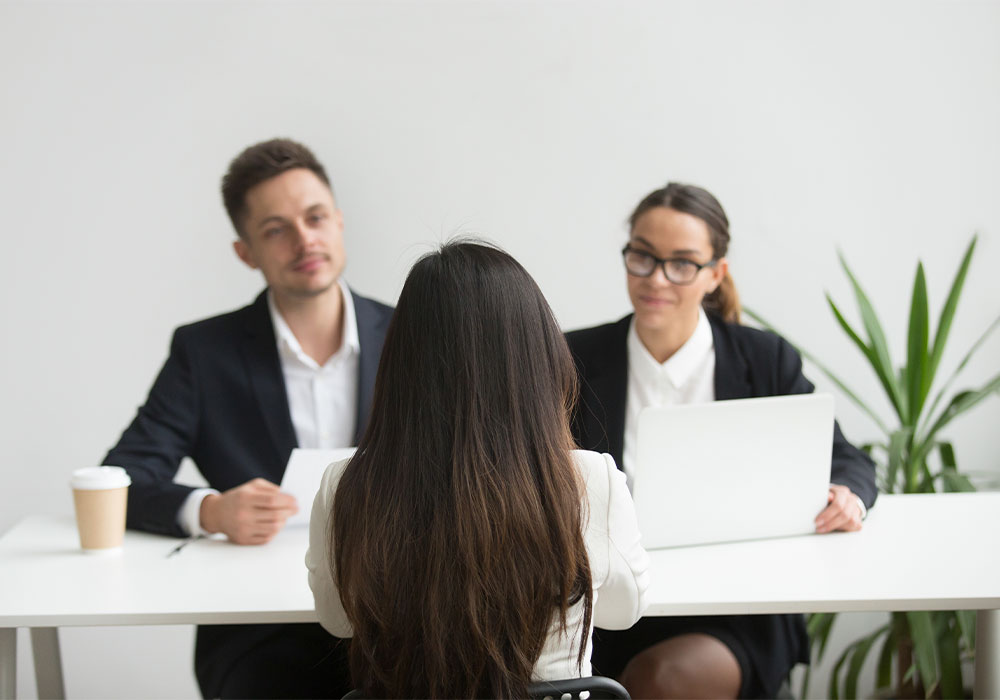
xmin=166 ymin=536 xmax=202 ymax=558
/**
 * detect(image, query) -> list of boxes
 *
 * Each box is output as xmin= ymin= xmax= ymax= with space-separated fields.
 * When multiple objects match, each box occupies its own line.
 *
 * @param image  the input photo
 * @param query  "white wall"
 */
xmin=2 ymin=1 xmax=998 ymax=697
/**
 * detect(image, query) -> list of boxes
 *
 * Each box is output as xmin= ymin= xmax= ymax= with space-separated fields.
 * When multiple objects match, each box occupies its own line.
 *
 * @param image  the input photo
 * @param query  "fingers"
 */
xmin=227 ymin=515 xmax=290 ymax=545
xmin=258 ymin=492 xmax=298 ymax=511
xmin=224 ymin=480 xmax=297 ymax=511
xmin=814 ymin=502 xmax=837 ymax=533
xmin=252 ymin=510 xmax=296 ymax=524
xmin=822 ymin=506 xmax=862 ymax=533
xmin=214 ymin=478 xmax=298 ymax=544
xmin=237 ymin=480 xmax=299 ymax=511
xmin=231 ymin=503 xmax=295 ymax=539
xmin=815 ymin=485 xmax=863 ymax=533
xmin=815 ymin=488 xmax=846 ymax=532
xmin=818 ymin=509 xmax=852 ymax=534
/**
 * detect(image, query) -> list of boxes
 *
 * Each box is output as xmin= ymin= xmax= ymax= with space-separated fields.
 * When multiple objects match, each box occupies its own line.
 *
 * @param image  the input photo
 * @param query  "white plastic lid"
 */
xmin=70 ymin=466 xmax=131 ymax=490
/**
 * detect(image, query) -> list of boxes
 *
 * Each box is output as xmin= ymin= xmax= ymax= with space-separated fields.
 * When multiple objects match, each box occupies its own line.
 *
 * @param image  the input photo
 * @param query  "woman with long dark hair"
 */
xmin=567 ymin=183 xmax=877 ymax=699
xmin=306 ymin=240 xmax=650 ymax=699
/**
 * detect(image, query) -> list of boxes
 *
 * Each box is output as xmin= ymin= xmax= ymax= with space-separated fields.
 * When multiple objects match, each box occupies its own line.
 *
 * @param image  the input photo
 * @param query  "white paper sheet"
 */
xmin=280 ymin=447 xmax=357 ymax=527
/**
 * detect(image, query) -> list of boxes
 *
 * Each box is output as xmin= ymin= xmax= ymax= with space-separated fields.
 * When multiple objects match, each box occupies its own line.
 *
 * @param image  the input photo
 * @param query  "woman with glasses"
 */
xmin=567 ymin=183 xmax=877 ymax=699
xmin=306 ymin=241 xmax=650 ymax=699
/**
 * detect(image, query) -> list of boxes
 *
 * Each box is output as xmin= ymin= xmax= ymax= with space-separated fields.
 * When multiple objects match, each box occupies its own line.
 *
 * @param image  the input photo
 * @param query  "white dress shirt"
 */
xmin=622 ymin=308 xmax=716 ymax=486
xmin=176 ymin=279 xmax=360 ymax=536
xmin=305 ymin=450 xmax=650 ymax=680
xmin=268 ymin=278 xmax=360 ymax=451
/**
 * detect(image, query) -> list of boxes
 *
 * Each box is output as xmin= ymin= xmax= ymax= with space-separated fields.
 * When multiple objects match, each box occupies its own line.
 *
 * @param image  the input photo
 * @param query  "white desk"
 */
xmin=2 ymin=492 xmax=998 ymax=699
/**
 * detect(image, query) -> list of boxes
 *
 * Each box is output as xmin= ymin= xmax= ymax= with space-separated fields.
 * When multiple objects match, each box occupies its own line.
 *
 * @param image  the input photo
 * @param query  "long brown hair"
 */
xmin=628 ymin=182 xmax=741 ymax=323
xmin=331 ymin=240 xmax=593 ymax=698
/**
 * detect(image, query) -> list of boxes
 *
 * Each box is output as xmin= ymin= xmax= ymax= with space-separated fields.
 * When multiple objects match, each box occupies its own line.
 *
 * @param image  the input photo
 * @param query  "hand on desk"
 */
xmin=815 ymin=484 xmax=864 ymax=534
xmin=200 ymin=478 xmax=299 ymax=544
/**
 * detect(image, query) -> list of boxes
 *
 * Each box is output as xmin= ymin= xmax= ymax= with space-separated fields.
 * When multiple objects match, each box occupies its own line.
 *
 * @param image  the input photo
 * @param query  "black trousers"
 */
xmin=195 ymin=623 xmax=352 ymax=699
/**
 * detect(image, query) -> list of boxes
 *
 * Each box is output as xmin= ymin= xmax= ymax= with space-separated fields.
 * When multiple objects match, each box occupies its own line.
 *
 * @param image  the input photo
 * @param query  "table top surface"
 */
xmin=1 ymin=492 xmax=998 ymax=627
xmin=644 ymin=490 xmax=1000 ymax=615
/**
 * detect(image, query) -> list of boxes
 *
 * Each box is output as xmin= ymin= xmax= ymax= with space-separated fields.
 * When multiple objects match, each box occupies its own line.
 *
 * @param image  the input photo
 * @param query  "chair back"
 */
xmin=528 ymin=675 xmax=630 ymax=700
xmin=342 ymin=675 xmax=630 ymax=700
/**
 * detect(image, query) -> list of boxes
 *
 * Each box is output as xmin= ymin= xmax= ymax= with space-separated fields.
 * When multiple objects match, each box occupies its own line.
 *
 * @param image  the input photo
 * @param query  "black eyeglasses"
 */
xmin=621 ymin=245 xmax=716 ymax=285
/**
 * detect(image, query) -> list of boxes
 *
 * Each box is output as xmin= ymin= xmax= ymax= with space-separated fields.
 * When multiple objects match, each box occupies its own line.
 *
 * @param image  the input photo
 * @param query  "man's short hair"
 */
xmin=221 ymin=138 xmax=333 ymax=238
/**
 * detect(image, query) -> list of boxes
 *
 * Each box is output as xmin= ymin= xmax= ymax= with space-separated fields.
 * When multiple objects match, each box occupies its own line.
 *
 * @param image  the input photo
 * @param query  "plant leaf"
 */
xmin=936 ymin=442 xmax=976 ymax=492
xmin=939 ymin=469 xmax=975 ymax=493
xmin=744 ymin=307 xmax=890 ymax=433
xmin=919 ymin=312 xmax=1000 ymax=440
xmin=906 ymin=262 xmax=930 ymax=421
xmin=838 ymin=250 xmax=909 ymax=423
xmin=845 ymin=624 xmax=889 ymax=699
xmin=906 ymin=611 xmax=940 ymax=695
xmin=829 ymin=639 xmax=855 ymax=700
xmin=937 ymin=614 xmax=963 ymax=700
xmin=938 ymin=441 xmax=956 ymax=469
xmin=885 ymin=428 xmax=911 ymax=494
xmin=917 ymin=460 xmax=936 ymax=493
xmin=808 ymin=611 xmax=839 ymax=663
xmin=876 ymin=624 xmax=898 ymax=691
xmin=927 ymin=235 xmax=977 ymax=385
xmin=802 ymin=612 xmax=838 ymax=698
xmin=825 ymin=293 xmax=876 ymax=364
xmin=917 ymin=372 xmax=1000 ymax=466
xmin=822 ymin=295 xmax=900 ymax=431
xmin=956 ymin=610 xmax=976 ymax=654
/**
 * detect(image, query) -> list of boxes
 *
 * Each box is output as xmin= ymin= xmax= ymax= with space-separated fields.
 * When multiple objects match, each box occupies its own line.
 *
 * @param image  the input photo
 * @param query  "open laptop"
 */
xmin=632 ymin=393 xmax=834 ymax=549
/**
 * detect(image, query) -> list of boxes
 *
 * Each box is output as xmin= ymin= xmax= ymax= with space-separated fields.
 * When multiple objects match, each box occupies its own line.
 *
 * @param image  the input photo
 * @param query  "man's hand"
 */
xmin=815 ymin=484 xmax=864 ymax=534
xmin=200 ymin=478 xmax=298 ymax=545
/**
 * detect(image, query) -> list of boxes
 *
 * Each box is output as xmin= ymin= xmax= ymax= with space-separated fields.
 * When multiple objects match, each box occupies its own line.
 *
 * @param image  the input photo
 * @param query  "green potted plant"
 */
xmin=747 ymin=235 xmax=1000 ymax=699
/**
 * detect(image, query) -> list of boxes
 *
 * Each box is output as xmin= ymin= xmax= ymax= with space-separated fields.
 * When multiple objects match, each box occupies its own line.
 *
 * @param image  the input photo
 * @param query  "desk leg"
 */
xmin=976 ymin=609 xmax=1000 ymax=699
xmin=30 ymin=629 xmax=64 ymax=700
xmin=0 ymin=628 xmax=14 ymax=700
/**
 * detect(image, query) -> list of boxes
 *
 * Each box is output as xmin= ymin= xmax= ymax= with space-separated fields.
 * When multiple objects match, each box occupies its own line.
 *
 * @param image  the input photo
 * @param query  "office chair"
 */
xmin=342 ymin=675 xmax=630 ymax=699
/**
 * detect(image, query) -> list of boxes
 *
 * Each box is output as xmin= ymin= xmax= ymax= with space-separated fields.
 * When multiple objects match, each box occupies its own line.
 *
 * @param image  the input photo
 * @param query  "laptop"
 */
xmin=632 ymin=393 xmax=834 ymax=549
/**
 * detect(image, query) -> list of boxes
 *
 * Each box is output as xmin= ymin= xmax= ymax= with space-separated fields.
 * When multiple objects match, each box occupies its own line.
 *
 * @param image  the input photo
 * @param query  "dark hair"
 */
xmin=331 ymin=240 xmax=592 ymax=699
xmin=220 ymin=138 xmax=332 ymax=237
xmin=628 ymin=182 xmax=741 ymax=323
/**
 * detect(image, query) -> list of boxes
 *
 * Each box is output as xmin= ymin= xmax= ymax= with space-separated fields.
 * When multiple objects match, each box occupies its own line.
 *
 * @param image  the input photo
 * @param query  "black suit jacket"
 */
xmin=566 ymin=313 xmax=877 ymax=508
xmin=102 ymin=287 xmax=393 ymax=698
xmin=105 ymin=288 xmax=394 ymax=537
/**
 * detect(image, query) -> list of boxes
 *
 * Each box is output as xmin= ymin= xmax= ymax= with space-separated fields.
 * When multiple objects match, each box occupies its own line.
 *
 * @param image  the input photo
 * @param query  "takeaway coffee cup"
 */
xmin=70 ymin=466 xmax=131 ymax=553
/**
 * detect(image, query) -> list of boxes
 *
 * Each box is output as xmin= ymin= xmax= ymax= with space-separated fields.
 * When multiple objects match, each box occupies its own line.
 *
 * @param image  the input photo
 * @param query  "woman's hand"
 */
xmin=814 ymin=484 xmax=865 ymax=534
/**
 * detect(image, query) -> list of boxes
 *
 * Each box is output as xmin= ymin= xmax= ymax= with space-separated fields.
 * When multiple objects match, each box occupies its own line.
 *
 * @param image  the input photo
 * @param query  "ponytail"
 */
xmin=703 ymin=270 xmax=740 ymax=324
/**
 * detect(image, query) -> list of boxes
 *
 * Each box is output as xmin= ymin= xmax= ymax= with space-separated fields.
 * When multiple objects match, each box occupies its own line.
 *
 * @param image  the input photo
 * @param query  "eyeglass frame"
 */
xmin=621 ymin=244 xmax=718 ymax=286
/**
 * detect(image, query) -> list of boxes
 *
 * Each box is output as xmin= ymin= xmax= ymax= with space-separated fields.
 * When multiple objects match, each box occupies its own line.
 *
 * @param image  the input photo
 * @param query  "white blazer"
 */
xmin=305 ymin=449 xmax=650 ymax=680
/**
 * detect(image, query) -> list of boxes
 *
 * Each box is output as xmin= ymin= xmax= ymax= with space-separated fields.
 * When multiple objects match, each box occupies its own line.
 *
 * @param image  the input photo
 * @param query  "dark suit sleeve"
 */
xmin=103 ymin=328 xmax=202 ymax=537
xmin=772 ymin=336 xmax=878 ymax=508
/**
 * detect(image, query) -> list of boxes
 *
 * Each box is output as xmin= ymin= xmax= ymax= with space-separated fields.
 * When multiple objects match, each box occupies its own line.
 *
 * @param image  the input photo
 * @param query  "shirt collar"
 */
xmin=267 ymin=278 xmax=360 ymax=368
xmin=627 ymin=307 xmax=714 ymax=389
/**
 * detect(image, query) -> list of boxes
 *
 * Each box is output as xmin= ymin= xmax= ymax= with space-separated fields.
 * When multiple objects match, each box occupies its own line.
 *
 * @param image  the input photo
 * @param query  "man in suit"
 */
xmin=104 ymin=138 xmax=393 ymax=698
